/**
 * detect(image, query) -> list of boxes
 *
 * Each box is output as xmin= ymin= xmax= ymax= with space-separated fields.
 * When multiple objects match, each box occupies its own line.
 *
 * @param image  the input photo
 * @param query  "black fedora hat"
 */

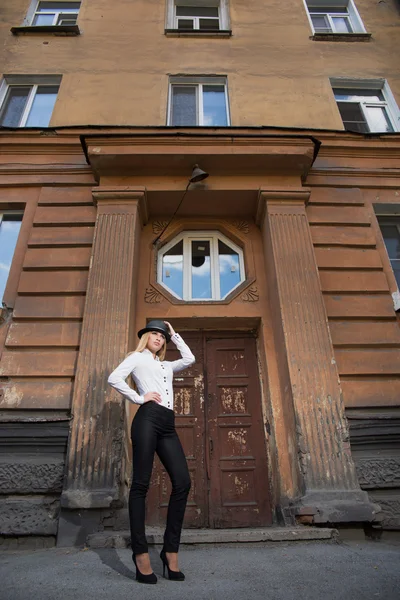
xmin=137 ymin=320 xmax=171 ymax=343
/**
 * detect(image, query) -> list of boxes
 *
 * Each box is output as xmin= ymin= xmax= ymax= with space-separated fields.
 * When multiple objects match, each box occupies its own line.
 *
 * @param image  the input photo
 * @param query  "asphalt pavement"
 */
xmin=1 ymin=540 xmax=399 ymax=600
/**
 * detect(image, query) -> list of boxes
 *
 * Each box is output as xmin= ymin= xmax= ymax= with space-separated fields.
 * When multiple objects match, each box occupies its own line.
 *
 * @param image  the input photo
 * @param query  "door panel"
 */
xmin=206 ymin=336 xmax=272 ymax=527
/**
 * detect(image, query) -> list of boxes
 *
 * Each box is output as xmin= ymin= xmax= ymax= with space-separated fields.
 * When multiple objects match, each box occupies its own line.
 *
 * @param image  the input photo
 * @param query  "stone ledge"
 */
xmin=86 ymin=526 xmax=338 ymax=549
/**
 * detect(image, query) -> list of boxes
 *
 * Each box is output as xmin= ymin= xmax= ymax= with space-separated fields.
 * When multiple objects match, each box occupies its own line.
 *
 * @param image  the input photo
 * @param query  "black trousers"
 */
xmin=129 ymin=401 xmax=191 ymax=554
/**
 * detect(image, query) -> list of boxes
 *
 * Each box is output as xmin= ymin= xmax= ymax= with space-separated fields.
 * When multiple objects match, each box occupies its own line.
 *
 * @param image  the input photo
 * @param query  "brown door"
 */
xmin=147 ymin=332 xmax=272 ymax=528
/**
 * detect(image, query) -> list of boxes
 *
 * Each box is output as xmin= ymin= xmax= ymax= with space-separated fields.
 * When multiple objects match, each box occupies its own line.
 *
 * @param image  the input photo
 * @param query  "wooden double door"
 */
xmin=147 ymin=332 xmax=272 ymax=528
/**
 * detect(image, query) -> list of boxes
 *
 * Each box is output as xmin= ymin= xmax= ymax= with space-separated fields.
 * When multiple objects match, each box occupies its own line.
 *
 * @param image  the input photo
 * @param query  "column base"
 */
xmin=289 ymin=490 xmax=381 ymax=525
xmin=61 ymin=488 xmax=121 ymax=510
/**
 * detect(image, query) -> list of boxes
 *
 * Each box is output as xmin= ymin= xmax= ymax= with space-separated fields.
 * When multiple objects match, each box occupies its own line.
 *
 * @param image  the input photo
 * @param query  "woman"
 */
xmin=108 ymin=320 xmax=195 ymax=584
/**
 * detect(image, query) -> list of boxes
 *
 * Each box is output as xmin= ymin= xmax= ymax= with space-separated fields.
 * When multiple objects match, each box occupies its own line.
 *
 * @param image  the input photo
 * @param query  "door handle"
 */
xmin=209 ymin=438 xmax=213 ymax=454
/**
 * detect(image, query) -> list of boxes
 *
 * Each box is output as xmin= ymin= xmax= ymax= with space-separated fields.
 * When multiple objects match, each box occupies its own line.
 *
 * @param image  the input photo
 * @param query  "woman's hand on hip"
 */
xmin=144 ymin=391 xmax=162 ymax=403
xmin=164 ymin=321 xmax=175 ymax=337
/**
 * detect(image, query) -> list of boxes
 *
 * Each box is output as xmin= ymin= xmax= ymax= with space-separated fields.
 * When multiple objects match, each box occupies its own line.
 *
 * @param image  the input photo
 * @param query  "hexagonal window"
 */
xmin=157 ymin=231 xmax=245 ymax=301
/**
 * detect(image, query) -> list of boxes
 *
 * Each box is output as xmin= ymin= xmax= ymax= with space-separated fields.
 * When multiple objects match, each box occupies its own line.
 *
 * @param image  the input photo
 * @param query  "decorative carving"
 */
xmin=0 ymin=497 xmax=60 ymax=535
xmin=152 ymin=220 xmax=168 ymax=234
xmin=145 ymin=286 xmax=162 ymax=304
xmin=241 ymin=286 xmax=259 ymax=302
xmin=0 ymin=462 xmax=64 ymax=494
xmin=355 ymin=458 xmax=400 ymax=489
xmin=370 ymin=497 xmax=400 ymax=529
xmin=232 ymin=220 xmax=249 ymax=234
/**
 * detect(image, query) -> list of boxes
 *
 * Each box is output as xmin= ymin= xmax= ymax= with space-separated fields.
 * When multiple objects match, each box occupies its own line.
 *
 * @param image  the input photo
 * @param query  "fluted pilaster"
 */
xmin=259 ymin=191 xmax=375 ymax=522
xmin=61 ymin=189 xmax=147 ymax=509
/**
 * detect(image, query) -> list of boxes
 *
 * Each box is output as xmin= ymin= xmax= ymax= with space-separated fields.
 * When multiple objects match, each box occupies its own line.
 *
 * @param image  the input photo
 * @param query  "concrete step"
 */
xmin=87 ymin=526 xmax=339 ymax=549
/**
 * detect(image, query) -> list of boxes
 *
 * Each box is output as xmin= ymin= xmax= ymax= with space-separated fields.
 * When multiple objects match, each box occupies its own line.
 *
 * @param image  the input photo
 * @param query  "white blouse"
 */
xmin=107 ymin=333 xmax=195 ymax=411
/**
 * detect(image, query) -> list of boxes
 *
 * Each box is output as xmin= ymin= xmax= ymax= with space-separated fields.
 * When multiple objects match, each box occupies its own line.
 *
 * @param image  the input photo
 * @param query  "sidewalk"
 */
xmin=1 ymin=539 xmax=399 ymax=600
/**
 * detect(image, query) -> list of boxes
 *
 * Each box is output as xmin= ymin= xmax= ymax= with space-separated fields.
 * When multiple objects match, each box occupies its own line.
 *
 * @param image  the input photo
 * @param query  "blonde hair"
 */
xmin=127 ymin=330 xmax=167 ymax=361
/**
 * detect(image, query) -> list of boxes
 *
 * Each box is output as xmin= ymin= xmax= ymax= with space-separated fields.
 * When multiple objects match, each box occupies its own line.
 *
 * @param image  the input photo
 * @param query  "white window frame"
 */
xmin=330 ymin=78 xmax=400 ymax=133
xmin=174 ymin=5 xmax=220 ymax=30
xmin=157 ymin=230 xmax=245 ymax=301
xmin=0 ymin=75 xmax=61 ymax=128
xmin=303 ymin=0 xmax=366 ymax=35
xmin=168 ymin=76 xmax=230 ymax=126
xmin=375 ymin=211 xmax=400 ymax=311
xmin=22 ymin=1 xmax=80 ymax=27
xmin=166 ymin=0 xmax=230 ymax=31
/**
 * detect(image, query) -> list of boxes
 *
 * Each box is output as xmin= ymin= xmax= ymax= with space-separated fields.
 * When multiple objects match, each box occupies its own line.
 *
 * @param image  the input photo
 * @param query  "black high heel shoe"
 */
xmin=132 ymin=554 xmax=157 ymax=584
xmin=160 ymin=548 xmax=185 ymax=581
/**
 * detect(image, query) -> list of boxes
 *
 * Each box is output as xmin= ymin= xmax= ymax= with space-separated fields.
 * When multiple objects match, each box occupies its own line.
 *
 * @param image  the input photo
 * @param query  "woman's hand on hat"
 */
xmin=144 ymin=391 xmax=162 ymax=404
xmin=164 ymin=321 xmax=175 ymax=337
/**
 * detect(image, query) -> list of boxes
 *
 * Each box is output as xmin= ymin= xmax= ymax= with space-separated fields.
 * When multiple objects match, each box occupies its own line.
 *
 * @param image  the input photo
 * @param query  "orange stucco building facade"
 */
xmin=0 ymin=0 xmax=400 ymax=544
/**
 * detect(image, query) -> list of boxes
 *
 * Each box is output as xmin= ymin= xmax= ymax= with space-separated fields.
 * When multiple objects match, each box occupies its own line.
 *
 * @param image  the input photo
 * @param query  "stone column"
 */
xmin=61 ymin=188 xmax=147 ymax=510
xmin=258 ymin=190 xmax=376 ymax=523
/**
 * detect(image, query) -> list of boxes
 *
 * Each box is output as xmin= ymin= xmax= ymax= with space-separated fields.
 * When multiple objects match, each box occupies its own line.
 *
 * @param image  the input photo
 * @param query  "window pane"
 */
xmin=171 ymin=86 xmax=197 ymax=126
xmin=177 ymin=19 xmax=194 ymax=29
xmin=162 ymin=241 xmax=183 ymax=298
xmin=191 ymin=241 xmax=212 ymax=299
xmin=311 ymin=15 xmax=332 ymax=33
xmin=0 ymin=215 xmax=23 ymax=300
xmin=202 ymin=85 xmax=227 ymax=126
xmin=334 ymin=89 xmax=384 ymax=102
xmin=379 ymin=225 xmax=400 ymax=259
xmin=363 ymin=106 xmax=394 ymax=133
xmin=176 ymin=7 xmax=219 ymax=17
xmin=332 ymin=16 xmax=352 ymax=33
xmin=37 ymin=2 xmax=80 ymax=11
xmin=337 ymin=101 xmax=369 ymax=133
xmin=0 ymin=87 xmax=30 ymax=127
xmin=56 ymin=13 xmax=78 ymax=25
xmin=218 ymin=240 xmax=240 ymax=298
xmin=309 ymin=6 xmax=348 ymax=13
xmin=33 ymin=14 xmax=55 ymax=25
xmin=25 ymin=86 xmax=59 ymax=127
xmin=199 ymin=18 xmax=220 ymax=30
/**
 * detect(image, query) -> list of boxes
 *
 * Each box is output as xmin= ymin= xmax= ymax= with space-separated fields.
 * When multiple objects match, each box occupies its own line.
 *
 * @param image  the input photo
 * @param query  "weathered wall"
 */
xmin=0 ymin=1 xmax=399 ymax=129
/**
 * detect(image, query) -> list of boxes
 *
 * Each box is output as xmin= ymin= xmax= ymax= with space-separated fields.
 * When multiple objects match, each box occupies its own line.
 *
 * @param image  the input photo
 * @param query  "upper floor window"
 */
xmin=166 ymin=1 xmax=230 ymax=32
xmin=175 ymin=5 xmax=220 ymax=30
xmin=331 ymin=79 xmax=399 ymax=133
xmin=168 ymin=76 xmax=229 ymax=126
xmin=0 ymin=76 xmax=60 ymax=127
xmin=305 ymin=0 xmax=366 ymax=34
xmin=31 ymin=1 xmax=81 ymax=26
xmin=158 ymin=231 xmax=245 ymax=301
xmin=377 ymin=217 xmax=400 ymax=289
xmin=0 ymin=213 xmax=23 ymax=301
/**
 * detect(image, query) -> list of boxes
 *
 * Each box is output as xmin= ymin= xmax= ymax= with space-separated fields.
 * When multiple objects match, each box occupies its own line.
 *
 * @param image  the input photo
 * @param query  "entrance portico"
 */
xmin=59 ymin=128 xmax=376 ymax=543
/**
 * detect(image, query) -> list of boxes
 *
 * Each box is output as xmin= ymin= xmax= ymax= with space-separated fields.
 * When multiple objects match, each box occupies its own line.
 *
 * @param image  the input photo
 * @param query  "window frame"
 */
xmin=0 ymin=75 xmax=61 ymax=128
xmin=157 ymin=230 xmax=245 ymax=301
xmin=0 ymin=211 xmax=24 ymax=304
xmin=330 ymin=78 xmax=400 ymax=133
xmin=31 ymin=1 xmax=81 ymax=26
xmin=166 ymin=0 xmax=230 ymax=32
xmin=304 ymin=0 xmax=366 ymax=35
xmin=167 ymin=76 xmax=230 ymax=126
xmin=174 ymin=5 xmax=220 ymax=31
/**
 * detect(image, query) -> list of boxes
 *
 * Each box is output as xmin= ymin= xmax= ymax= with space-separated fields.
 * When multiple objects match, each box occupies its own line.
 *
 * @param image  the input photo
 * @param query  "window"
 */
xmin=168 ymin=77 xmax=229 ymax=126
xmin=31 ymin=2 xmax=81 ymax=26
xmin=377 ymin=217 xmax=400 ymax=289
xmin=175 ymin=5 xmax=220 ymax=30
xmin=331 ymin=80 xmax=399 ymax=133
xmin=305 ymin=0 xmax=366 ymax=34
xmin=166 ymin=1 xmax=230 ymax=32
xmin=0 ymin=213 xmax=23 ymax=301
xmin=158 ymin=231 xmax=245 ymax=301
xmin=0 ymin=76 xmax=60 ymax=127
